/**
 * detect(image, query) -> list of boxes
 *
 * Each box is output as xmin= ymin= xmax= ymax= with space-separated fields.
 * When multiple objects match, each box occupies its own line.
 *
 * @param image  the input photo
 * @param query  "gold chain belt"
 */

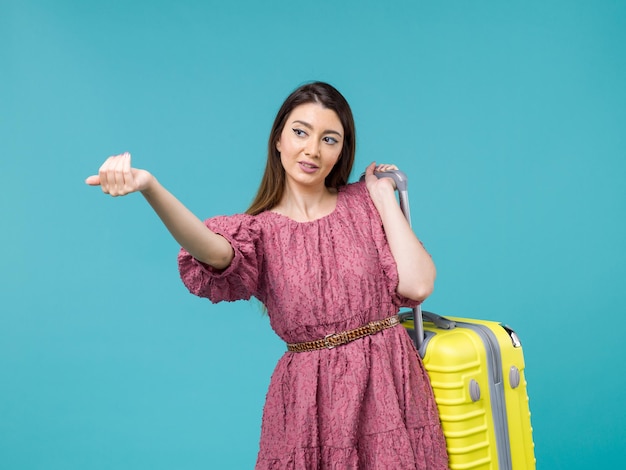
xmin=286 ymin=314 xmax=400 ymax=353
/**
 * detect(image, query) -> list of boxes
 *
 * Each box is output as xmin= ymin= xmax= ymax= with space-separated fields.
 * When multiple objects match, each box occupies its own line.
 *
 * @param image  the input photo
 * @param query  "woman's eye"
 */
xmin=323 ymin=136 xmax=338 ymax=144
xmin=292 ymin=128 xmax=306 ymax=137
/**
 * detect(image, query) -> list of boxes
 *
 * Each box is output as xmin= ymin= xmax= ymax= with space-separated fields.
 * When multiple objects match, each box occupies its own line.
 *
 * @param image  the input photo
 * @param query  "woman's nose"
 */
xmin=304 ymin=139 xmax=320 ymax=157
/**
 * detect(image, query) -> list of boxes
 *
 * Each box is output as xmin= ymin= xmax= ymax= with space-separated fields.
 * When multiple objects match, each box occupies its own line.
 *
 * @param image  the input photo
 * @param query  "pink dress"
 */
xmin=178 ymin=182 xmax=449 ymax=469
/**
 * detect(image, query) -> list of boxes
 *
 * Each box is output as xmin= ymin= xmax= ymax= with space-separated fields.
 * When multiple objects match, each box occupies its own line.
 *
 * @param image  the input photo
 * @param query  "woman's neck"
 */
xmin=272 ymin=183 xmax=338 ymax=222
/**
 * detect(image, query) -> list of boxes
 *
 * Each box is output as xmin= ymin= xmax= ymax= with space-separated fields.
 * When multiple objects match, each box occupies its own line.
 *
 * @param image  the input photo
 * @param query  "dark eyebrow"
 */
xmin=292 ymin=120 xmax=343 ymax=137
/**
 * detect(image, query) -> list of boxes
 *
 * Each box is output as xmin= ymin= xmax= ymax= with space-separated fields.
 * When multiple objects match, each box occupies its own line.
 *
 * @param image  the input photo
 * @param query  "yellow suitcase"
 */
xmin=401 ymin=311 xmax=536 ymax=470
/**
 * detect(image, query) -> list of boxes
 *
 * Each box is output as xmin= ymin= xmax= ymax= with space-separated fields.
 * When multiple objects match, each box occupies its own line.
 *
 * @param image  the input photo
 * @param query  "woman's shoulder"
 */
xmin=204 ymin=212 xmax=263 ymax=239
xmin=207 ymin=212 xmax=255 ymax=226
xmin=223 ymin=209 xmax=297 ymax=232
xmin=340 ymin=179 xmax=367 ymax=197
xmin=337 ymin=180 xmax=381 ymax=224
xmin=339 ymin=180 xmax=372 ymax=208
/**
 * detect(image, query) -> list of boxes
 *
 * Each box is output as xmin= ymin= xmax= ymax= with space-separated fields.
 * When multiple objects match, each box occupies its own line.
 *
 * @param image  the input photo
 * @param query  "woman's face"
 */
xmin=276 ymin=102 xmax=344 ymax=190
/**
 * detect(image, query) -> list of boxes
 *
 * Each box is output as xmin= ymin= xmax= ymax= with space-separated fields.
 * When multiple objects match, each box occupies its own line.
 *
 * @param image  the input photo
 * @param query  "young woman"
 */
xmin=86 ymin=82 xmax=449 ymax=469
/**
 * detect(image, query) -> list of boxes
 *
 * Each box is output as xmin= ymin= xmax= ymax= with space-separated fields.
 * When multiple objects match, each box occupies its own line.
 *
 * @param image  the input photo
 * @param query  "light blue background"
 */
xmin=1 ymin=1 xmax=624 ymax=468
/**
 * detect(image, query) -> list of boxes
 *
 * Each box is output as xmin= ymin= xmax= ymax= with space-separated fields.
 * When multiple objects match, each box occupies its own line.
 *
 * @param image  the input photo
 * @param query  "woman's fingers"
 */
xmin=97 ymin=156 xmax=113 ymax=194
xmin=85 ymin=175 xmax=101 ymax=186
xmin=375 ymin=163 xmax=399 ymax=172
xmin=111 ymin=152 xmax=131 ymax=195
xmin=88 ymin=152 xmax=137 ymax=196
xmin=366 ymin=162 xmax=398 ymax=190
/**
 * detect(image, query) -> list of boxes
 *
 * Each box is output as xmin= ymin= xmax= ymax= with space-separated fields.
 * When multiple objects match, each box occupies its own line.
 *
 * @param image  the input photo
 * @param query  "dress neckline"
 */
xmin=266 ymin=187 xmax=344 ymax=224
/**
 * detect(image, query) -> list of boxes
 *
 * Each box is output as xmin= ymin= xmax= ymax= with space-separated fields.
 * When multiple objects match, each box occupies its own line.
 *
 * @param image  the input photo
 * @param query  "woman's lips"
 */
xmin=298 ymin=161 xmax=319 ymax=174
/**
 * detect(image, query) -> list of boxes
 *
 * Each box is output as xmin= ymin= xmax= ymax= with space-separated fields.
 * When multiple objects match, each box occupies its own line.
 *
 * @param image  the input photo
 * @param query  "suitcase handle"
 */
xmin=399 ymin=310 xmax=457 ymax=330
xmin=359 ymin=169 xmax=426 ymax=348
xmin=359 ymin=168 xmax=408 ymax=190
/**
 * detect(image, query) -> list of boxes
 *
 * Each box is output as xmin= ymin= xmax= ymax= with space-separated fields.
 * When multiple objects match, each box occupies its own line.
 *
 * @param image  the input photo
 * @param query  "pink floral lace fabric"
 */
xmin=178 ymin=182 xmax=449 ymax=469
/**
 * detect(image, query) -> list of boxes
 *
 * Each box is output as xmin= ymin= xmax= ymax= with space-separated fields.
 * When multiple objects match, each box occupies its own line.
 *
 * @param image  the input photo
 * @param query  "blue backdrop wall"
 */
xmin=1 ymin=1 xmax=624 ymax=468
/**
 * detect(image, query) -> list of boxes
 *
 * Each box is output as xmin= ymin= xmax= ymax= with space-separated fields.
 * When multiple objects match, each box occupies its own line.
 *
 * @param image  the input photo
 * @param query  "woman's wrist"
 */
xmin=139 ymin=172 xmax=159 ymax=196
xmin=368 ymin=180 xmax=396 ymax=211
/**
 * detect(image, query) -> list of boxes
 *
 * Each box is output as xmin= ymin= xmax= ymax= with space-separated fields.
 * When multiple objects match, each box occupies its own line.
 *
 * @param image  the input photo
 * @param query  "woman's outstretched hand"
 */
xmin=85 ymin=152 xmax=153 ymax=196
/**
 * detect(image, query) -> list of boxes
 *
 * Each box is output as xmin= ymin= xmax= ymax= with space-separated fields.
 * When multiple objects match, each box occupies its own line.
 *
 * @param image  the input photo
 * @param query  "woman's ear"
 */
xmin=275 ymin=138 xmax=281 ymax=153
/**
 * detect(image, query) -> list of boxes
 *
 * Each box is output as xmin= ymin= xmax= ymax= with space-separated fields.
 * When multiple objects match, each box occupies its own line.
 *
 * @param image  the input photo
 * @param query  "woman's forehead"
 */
xmin=287 ymin=103 xmax=343 ymax=131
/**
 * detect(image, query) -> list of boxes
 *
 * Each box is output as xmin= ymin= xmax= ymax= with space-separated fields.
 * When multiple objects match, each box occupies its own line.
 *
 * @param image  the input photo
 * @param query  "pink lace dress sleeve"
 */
xmin=177 ymin=214 xmax=262 ymax=303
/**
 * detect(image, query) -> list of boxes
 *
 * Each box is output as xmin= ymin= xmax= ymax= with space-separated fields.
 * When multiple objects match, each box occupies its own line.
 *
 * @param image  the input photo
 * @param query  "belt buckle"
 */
xmin=324 ymin=333 xmax=337 ymax=349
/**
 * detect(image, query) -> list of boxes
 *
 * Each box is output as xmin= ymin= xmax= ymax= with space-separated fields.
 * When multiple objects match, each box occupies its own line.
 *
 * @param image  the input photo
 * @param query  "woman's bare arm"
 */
xmin=86 ymin=152 xmax=233 ymax=269
xmin=364 ymin=162 xmax=436 ymax=302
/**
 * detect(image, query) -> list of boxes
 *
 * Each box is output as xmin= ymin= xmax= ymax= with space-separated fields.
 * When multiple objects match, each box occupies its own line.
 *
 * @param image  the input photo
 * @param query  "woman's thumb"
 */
xmin=85 ymin=175 xmax=101 ymax=186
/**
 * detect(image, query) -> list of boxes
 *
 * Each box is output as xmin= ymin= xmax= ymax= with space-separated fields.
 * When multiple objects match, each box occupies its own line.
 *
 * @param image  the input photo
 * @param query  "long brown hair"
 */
xmin=246 ymin=82 xmax=356 ymax=215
